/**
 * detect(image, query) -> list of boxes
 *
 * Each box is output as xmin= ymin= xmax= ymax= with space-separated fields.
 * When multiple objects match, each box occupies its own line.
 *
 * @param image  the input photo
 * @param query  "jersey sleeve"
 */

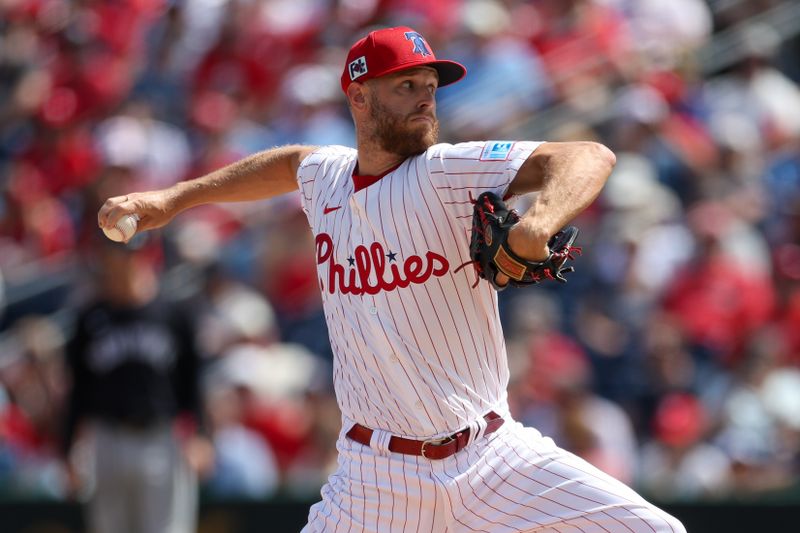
xmin=426 ymin=140 xmax=544 ymax=225
xmin=295 ymin=148 xmax=327 ymax=228
xmin=295 ymin=145 xmax=356 ymax=229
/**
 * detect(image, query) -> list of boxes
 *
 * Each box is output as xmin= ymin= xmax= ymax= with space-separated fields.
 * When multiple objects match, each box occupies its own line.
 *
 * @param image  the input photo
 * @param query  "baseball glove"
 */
xmin=458 ymin=191 xmax=581 ymax=291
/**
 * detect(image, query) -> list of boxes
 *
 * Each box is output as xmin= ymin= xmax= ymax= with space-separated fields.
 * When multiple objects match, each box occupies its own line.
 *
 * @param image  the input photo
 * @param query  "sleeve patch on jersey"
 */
xmin=479 ymin=141 xmax=515 ymax=161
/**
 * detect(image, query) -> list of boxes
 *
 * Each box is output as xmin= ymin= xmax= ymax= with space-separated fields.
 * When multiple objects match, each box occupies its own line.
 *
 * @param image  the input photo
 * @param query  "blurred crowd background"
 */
xmin=1 ymin=0 xmax=800 ymax=507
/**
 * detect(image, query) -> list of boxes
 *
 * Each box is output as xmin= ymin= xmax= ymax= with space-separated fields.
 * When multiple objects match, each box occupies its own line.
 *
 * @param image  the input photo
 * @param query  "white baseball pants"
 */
xmin=303 ymin=418 xmax=685 ymax=532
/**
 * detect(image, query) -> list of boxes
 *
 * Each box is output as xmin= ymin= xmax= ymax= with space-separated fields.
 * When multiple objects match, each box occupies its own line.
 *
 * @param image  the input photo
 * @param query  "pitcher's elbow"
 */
xmin=590 ymin=142 xmax=616 ymax=171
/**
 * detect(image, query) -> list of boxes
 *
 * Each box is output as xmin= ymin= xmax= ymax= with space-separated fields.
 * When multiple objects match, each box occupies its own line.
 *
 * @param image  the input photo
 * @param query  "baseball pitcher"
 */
xmin=99 ymin=27 xmax=685 ymax=533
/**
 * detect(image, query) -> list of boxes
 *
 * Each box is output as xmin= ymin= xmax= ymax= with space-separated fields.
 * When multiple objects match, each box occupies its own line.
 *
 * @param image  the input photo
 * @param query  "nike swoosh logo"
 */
xmin=323 ymin=205 xmax=342 ymax=215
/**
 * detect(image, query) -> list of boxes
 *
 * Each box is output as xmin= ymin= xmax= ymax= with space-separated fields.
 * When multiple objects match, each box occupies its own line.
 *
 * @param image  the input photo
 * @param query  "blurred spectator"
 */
xmin=662 ymin=201 xmax=776 ymax=365
xmin=0 ymin=384 xmax=11 ymax=492
xmin=274 ymin=63 xmax=355 ymax=147
xmin=596 ymin=152 xmax=691 ymax=298
xmin=436 ymin=1 xmax=554 ymax=139
xmin=218 ymin=342 xmax=335 ymax=492
xmin=196 ymin=276 xmax=337 ymax=496
xmin=509 ymin=294 xmax=638 ymax=484
xmin=0 ymin=316 xmax=68 ymax=498
xmin=610 ymin=0 xmax=713 ymax=65
xmin=203 ymin=384 xmax=280 ymax=499
xmin=611 ymin=83 xmax=718 ymax=204
xmin=528 ymin=0 xmax=633 ymax=108
xmin=638 ymin=393 xmax=732 ymax=500
xmin=94 ymin=101 xmax=192 ymax=190
xmin=639 ymin=314 xmax=700 ymax=409
xmin=713 ymin=330 xmax=799 ymax=496
xmin=61 ymin=233 xmax=212 ymax=533
xmin=0 ymin=267 xmax=5 ymax=321
xmin=703 ymin=22 xmax=800 ymax=150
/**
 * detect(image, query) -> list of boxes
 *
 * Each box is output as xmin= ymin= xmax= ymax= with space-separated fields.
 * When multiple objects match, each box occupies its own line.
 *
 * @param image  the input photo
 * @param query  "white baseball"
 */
xmin=103 ymin=214 xmax=139 ymax=242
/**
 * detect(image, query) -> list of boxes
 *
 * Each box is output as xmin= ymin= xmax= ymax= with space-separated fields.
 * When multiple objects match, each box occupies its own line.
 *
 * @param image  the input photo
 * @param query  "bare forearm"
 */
xmin=98 ymin=144 xmax=315 ymax=235
xmin=175 ymin=145 xmax=307 ymax=210
xmin=508 ymin=142 xmax=615 ymax=259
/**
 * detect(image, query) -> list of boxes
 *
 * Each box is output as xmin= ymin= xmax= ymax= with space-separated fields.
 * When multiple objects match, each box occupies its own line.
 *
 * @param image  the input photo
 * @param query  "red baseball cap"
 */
xmin=341 ymin=26 xmax=466 ymax=93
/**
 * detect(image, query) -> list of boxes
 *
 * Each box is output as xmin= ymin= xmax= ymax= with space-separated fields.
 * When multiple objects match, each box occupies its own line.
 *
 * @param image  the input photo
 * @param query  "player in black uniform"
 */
xmin=62 ymin=235 xmax=213 ymax=533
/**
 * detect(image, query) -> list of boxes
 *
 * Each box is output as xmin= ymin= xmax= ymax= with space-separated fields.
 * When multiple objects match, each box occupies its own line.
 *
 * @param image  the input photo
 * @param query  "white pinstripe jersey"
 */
xmin=296 ymin=141 xmax=543 ymax=439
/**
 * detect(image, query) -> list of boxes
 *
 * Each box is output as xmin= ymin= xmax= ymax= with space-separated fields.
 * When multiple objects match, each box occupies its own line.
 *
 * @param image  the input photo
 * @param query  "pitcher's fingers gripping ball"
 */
xmin=102 ymin=213 xmax=139 ymax=242
xmin=460 ymin=191 xmax=581 ymax=290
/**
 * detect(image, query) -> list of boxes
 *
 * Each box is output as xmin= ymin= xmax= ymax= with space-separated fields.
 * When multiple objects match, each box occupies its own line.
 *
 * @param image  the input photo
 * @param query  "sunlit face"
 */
xmin=365 ymin=67 xmax=440 ymax=157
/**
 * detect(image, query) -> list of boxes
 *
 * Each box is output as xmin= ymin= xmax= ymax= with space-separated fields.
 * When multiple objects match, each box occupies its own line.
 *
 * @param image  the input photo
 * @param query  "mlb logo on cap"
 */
xmin=341 ymin=26 xmax=466 ymax=93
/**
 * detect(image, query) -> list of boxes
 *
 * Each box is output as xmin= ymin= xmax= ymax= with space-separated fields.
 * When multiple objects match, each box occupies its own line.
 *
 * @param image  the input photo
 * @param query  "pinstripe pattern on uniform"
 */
xmin=297 ymin=143 xmax=684 ymax=533
xmin=391 ymin=166 xmax=472 ymax=415
xmin=303 ymin=419 xmax=684 ymax=533
xmin=412 ymin=156 xmax=504 ymax=398
xmin=427 ymin=421 xmax=683 ymax=532
xmin=302 ymin=431 xmax=447 ymax=533
xmin=408 ymin=159 xmax=490 ymax=404
xmin=374 ymin=171 xmax=451 ymax=427
xmin=296 ymin=142 xmax=542 ymax=438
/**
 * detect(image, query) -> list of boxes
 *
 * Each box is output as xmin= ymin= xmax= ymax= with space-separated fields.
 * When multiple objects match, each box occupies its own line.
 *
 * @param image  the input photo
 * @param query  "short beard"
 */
xmin=368 ymin=95 xmax=439 ymax=158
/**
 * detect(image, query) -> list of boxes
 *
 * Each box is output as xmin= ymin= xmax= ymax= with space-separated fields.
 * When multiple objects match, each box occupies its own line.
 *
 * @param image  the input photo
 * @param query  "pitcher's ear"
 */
xmin=347 ymin=83 xmax=367 ymax=109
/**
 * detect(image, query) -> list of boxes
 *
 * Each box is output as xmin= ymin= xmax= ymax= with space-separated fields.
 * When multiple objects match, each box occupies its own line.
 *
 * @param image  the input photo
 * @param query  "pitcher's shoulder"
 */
xmin=313 ymin=145 xmax=358 ymax=160
xmin=298 ymin=145 xmax=357 ymax=171
xmin=423 ymin=141 xmax=505 ymax=161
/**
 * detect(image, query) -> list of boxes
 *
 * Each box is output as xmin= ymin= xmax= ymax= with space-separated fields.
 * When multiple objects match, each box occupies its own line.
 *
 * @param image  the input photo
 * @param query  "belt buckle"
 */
xmin=420 ymin=434 xmax=456 ymax=460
